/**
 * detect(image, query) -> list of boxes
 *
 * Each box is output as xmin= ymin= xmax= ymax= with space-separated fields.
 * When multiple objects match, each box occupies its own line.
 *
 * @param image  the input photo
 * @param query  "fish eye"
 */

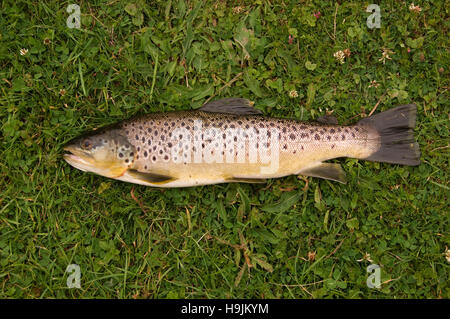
xmin=81 ymin=139 xmax=93 ymax=150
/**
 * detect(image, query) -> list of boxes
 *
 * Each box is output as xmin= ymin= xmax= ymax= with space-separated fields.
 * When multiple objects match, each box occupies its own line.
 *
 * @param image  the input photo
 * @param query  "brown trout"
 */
xmin=63 ymin=98 xmax=420 ymax=187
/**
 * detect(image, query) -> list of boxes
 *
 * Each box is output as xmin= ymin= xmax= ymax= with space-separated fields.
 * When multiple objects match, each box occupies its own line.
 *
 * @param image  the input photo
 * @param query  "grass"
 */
xmin=0 ymin=0 xmax=448 ymax=298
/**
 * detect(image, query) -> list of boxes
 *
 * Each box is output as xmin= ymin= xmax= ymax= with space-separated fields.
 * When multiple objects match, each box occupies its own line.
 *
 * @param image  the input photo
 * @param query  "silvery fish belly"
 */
xmin=63 ymin=98 xmax=420 ymax=187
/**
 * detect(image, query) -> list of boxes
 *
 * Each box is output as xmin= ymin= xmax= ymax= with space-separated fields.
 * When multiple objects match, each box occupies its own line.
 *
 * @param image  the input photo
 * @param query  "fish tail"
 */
xmin=359 ymin=104 xmax=420 ymax=166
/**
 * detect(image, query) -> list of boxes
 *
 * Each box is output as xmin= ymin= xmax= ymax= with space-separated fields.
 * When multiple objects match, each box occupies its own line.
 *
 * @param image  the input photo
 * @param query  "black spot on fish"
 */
xmin=135 ymin=134 xmax=139 ymax=140
xmin=125 ymin=159 xmax=129 ymax=163
xmin=331 ymin=144 xmax=335 ymax=149
xmin=234 ymin=136 xmax=237 ymax=142
xmin=144 ymin=151 xmax=148 ymax=157
xmin=142 ymin=137 xmax=145 ymax=143
xmin=327 ymin=136 xmax=331 ymax=140
xmin=164 ymin=155 xmax=169 ymax=160
xmin=300 ymin=125 xmax=307 ymax=130
xmin=289 ymin=133 xmax=296 ymax=140
xmin=330 ymin=128 xmax=336 ymax=133
xmin=355 ymin=127 xmax=359 ymax=131
xmin=352 ymin=133 xmax=355 ymax=138
xmin=315 ymin=134 xmax=320 ymax=140
xmin=301 ymin=133 xmax=308 ymax=138
xmin=168 ymin=142 xmax=172 ymax=148
xmin=283 ymin=144 xmax=287 ymax=150
xmin=119 ymin=153 xmax=123 ymax=158
xmin=342 ymin=134 xmax=345 ymax=140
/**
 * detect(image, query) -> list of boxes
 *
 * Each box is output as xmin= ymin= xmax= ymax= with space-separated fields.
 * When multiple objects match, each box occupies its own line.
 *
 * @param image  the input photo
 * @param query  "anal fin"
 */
xmin=127 ymin=169 xmax=176 ymax=185
xmin=298 ymin=163 xmax=347 ymax=184
xmin=226 ymin=177 xmax=267 ymax=184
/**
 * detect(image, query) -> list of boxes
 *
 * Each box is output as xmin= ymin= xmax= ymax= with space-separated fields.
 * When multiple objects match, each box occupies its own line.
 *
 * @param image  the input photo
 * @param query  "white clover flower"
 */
xmin=409 ymin=3 xmax=422 ymax=13
xmin=357 ymin=252 xmax=374 ymax=263
xmin=368 ymin=80 xmax=380 ymax=88
xmin=333 ymin=50 xmax=346 ymax=64
xmin=379 ymin=48 xmax=394 ymax=64
xmin=20 ymin=48 xmax=28 ymax=56
xmin=289 ymin=90 xmax=298 ymax=98
xmin=445 ymin=247 xmax=450 ymax=263
xmin=232 ymin=6 xmax=243 ymax=14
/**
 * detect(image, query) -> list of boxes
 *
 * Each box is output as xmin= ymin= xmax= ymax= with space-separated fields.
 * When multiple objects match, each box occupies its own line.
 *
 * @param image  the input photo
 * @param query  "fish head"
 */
xmin=63 ymin=128 xmax=135 ymax=178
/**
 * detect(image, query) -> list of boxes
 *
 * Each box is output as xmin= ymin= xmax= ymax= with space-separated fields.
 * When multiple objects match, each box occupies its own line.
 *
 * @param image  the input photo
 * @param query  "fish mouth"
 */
xmin=63 ymin=145 xmax=93 ymax=172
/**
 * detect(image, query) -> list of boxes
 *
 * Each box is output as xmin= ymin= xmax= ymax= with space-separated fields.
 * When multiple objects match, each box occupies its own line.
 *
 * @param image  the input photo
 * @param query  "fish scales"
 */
xmin=119 ymin=111 xmax=375 ymax=185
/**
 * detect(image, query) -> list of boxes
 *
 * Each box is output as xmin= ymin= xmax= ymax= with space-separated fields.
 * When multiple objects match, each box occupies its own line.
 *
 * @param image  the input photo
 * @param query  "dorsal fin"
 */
xmin=199 ymin=98 xmax=262 ymax=115
xmin=316 ymin=115 xmax=338 ymax=125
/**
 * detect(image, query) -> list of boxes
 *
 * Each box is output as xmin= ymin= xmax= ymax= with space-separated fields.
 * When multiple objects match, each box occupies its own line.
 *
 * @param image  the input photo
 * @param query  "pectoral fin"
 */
xmin=127 ymin=169 xmax=176 ymax=185
xmin=298 ymin=163 xmax=347 ymax=184
xmin=226 ymin=177 xmax=267 ymax=184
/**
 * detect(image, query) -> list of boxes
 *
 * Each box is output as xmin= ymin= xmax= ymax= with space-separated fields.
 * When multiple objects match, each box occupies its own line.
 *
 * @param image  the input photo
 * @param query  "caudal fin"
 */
xmin=359 ymin=104 xmax=420 ymax=166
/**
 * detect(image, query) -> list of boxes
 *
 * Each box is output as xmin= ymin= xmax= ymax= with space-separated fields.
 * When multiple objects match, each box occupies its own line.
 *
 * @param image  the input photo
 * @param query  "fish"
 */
xmin=63 ymin=98 xmax=420 ymax=187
